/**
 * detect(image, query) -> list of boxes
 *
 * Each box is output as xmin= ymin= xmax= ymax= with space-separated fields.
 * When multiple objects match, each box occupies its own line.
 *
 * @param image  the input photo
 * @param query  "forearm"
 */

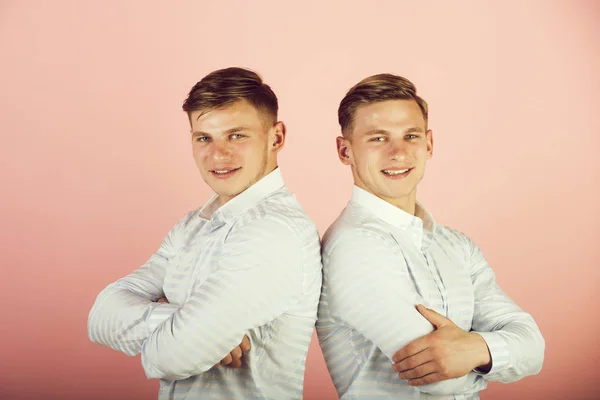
xmin=331 ymin=299 xmax=482 ymax=395
xmin=141 ymin=288 xmax=287 ymax=380
xmin=468 ymin=236 xmax=545 ymax=383
xmin=420 ymin=374 xmax=483 ymax=395
xmin=88 ymin=282 xmax=176 ymax=355
xmin=327 ymin=285 xmax=481 ymax=395
xmin=474 ymin=316 xmax=545 ymax=383
xmin=87 ymin=214 xmax=190 ymax=356
xmin=141 ymin=309 xmax=248 ymax=380
xmin=141 ymin=268 xmax=299 ymax=379
xmin=414 ymin=332 xmax=486 ymax=395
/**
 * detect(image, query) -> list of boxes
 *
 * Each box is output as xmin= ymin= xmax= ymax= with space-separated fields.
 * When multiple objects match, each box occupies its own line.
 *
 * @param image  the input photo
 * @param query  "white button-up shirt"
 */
xmin=88 ymin=168 xmax=322 ymax=399
xmin=317 ymin=186 xmax=544 ymax=399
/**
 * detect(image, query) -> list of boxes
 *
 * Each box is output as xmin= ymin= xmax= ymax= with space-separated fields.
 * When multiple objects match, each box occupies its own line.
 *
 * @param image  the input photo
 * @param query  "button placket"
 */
xmin=423 ymin=252 xmax=449 ymax=315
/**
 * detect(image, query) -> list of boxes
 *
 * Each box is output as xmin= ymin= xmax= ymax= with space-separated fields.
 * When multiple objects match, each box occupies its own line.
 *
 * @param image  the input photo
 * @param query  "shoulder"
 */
xmin=434 ymin=224 xmax=478 ymax=259
xmin=164 ymin=209 xmax=202 ymax=237
xmin=237 ymin=189 xmax=319 ymax=241
xmin=222 ymin=207 xmax=311 ymax=271
xmin=230 ymin=199 xmax=315 ymax=248
xmin=322 ymin=204 xmax=397 ymax=255
xmin=435 ymin=224 xmax=470 ymax=245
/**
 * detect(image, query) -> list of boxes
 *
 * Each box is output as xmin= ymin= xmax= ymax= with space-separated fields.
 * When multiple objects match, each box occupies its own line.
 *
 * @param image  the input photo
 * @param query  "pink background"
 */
xmin=1 ymin=1 xmax=599 ymax=399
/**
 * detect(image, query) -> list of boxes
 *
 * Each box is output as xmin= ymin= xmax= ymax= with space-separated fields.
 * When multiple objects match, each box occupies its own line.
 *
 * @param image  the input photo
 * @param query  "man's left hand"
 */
xmin=391 ymin=304 xmax=491 ymax=386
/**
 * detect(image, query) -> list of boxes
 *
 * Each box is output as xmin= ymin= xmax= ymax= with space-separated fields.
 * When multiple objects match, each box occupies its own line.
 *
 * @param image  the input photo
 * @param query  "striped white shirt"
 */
xmin=88 ymin=168 xmax=322 ymax=399
xmin=317 ymin=186 xmax=544 ymax=399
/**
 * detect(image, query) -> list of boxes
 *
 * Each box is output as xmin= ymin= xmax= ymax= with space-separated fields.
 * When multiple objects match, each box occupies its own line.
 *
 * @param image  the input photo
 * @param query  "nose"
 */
xmin=388 ymin=138 xmax=407 ymax=161
xmin=211 ymin=140 xmax=233 ymax=161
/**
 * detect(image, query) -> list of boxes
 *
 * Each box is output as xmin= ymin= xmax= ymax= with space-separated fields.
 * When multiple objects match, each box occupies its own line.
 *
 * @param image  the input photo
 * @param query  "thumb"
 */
xmin=416 ymin=304 xmax=449 ymax=329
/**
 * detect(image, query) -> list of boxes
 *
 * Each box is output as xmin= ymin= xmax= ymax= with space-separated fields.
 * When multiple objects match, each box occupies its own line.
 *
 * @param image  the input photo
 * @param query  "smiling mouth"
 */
xmin=210 ymin=167 xmax=241 ymax=178
xmin=382 ymin=167 xmax=413 ymax=177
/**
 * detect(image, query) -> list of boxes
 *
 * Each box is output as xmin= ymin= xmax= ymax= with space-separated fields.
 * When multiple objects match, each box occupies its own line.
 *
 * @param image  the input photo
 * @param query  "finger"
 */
xmin=226 ymin=346 xmax=243 ymax=368
xmin=240 ymin=335 xmax=251 ymax=352
xmin=408 ymin=372 xmax=444 ymax=386
xmin=229 ymin=354 xmax=242 ymax=368
xmin=392 ymin=348 xmax=432 ymax=372
xmin=416 ymin=304 xmax=449 ymax=328
xmin=220 ymin=353 xmax=233 ymax=365
xmin=231 ymin=346 xmax=242 ymax=360
xmin=392 ymin=338 xmax=429 ymax=363
xmin=398 ymin=361 xmax=437 ymax=380
xmin=157 ymin=297 xmax=168 ymax=303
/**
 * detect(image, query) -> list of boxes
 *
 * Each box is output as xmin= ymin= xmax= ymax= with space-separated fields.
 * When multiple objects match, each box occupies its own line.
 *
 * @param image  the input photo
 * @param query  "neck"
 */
xmin=217 ymin=164 xmax=279 ymax=207
xmin=354 ymin=183 xmax=417 ymax=215
xmin=385 ymin=194 xmax=416 ymax=215
xmin=218 ymin=195 xmax=233 ymax=207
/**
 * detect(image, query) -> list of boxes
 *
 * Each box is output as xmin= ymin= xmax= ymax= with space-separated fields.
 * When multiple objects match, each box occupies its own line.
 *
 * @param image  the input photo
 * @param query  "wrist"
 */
xmin=471 ymin=332 xmax=492 ymax=372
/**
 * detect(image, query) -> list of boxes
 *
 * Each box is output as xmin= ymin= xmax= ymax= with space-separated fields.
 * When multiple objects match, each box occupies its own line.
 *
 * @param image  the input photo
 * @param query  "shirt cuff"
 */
xmin=472 ymin=331 xmax=510 ymax=376
xmin=147 ymin=302 xmax=180 ymax=333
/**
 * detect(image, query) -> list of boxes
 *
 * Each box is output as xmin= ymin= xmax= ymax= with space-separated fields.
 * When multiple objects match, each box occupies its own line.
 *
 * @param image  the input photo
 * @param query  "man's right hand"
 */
xmin=215 ymin=335 xmax=251 ymax=368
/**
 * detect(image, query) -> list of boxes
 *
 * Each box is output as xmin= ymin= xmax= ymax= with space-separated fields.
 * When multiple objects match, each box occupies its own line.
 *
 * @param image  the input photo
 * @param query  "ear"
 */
xmin=270 ymin=121 xmax=286 ymax=153
xmin=336 ymin=136 xmax=353 ymax=166
xmin=426 ymin=129 xmax=433 ymax=159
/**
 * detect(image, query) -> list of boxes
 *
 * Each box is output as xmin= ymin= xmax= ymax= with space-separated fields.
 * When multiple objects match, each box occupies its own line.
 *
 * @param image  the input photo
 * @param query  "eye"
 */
xmin=369 ymin=136 xmax=386 ymax=142
xmin=405 ymin=134 xmax=418 ymax=140
xmin=195 ymin=136 xmax=211 ymax=143
xmin=230 ymin=133 xmax=246 ymax=140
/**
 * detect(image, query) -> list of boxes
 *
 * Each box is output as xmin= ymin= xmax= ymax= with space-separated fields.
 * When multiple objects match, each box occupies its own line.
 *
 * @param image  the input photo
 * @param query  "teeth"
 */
xmin=383 ymin=169 xmax=409 ymax=175
xmin=213 ymin=170 xmax=232 ymax=174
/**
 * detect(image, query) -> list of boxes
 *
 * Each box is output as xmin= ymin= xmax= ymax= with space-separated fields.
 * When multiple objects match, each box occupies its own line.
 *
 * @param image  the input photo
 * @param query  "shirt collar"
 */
xmin=198 ymin=167 xmax=285 ymax=225
xmin=350 ymin=185 xmax=437 ymax=234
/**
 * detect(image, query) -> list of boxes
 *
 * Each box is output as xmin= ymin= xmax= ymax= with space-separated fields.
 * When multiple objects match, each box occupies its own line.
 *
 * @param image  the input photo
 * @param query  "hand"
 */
xmin=214 ymin=335 xmax=251 ymax=368
xmin=156 ymin=297 xmax=168 ymax=303
xmin=391 ymin=304 xmax=491 ymax=386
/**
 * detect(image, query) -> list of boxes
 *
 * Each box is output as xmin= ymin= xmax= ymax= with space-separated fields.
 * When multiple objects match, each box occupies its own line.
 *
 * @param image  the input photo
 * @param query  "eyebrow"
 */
xmin=364 ymin=129 xmax=389 ymax=136
xmin=404 ymin=126 xmax=424 ymax=134
xmin=363 ymin=126 xmax=424 ymax=136
xmin=191 ymin=126 xmax=251 ymax=137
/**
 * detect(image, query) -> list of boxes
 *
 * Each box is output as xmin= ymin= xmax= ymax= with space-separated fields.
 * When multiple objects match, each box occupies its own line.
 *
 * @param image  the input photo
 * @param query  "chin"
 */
xmin=381 ymin=188 xmax=412 ymax=200
xmin=216 ymin=187 xmax=243 ymax=197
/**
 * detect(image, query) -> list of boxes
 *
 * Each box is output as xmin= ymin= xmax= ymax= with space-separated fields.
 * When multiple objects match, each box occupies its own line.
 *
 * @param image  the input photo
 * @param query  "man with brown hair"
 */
xmin=88 ymin=67 xmax=322 ymax=399
xmin=316 ymin=73 xmax=544 ymax=399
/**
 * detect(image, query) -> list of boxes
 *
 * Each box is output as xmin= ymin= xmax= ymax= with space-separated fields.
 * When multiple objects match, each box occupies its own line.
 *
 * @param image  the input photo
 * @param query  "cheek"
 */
xmin=413 ymin=146 xmax=428 ymax=160
xmin=235 ymin=141 xmax=258 ymax=159
xmin=363 ymin=148 xmax=383 ymax=168
xmin=192 ymin=146 xmax=207 ymax=161
xmin=350 ymin=145 xmax=368 ymax=165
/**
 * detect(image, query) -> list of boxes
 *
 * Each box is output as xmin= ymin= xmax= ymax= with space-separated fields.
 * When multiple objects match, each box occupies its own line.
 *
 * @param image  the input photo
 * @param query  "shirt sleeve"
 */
xmin=140 ymin=217 xmax=304 ymax=381
xmin=324 ymin=229 xmax=479 ymax=395
xmin=87 ymin=216 xmax=185 ymax=356
xmin=467 ymin=236 xmax=545 ymax=383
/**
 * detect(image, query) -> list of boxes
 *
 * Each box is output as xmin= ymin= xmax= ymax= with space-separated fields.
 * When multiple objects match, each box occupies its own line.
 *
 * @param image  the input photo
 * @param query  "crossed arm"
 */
xmin=87 ymin=221 xmax=179 ymax=356
xmin=156 ymin=297 xmax=251 ymax=368
xmin=325 ymin=229 xmax=544 ymax=394
xmin=391 ymin=235 xmax=545 ymax=386
xmin=324 ymin=229 xmax=478 ymax=395
xmin=88 ymin=217 xmax=303 ymax=381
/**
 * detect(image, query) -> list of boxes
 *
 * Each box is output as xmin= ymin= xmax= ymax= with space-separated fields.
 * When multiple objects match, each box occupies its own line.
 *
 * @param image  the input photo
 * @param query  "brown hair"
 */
xmin=182 ymin=67 xmax=278 ymax=125
xmin=338 ymin=73 xmax=428 ymax=136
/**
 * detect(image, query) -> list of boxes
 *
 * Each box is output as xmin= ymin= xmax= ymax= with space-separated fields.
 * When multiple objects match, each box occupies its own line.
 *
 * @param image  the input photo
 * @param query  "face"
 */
xmin=337 ymin=99 xmax=433 ymax=213
xmin=190 ymin=100 xmax=285 ymax=205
